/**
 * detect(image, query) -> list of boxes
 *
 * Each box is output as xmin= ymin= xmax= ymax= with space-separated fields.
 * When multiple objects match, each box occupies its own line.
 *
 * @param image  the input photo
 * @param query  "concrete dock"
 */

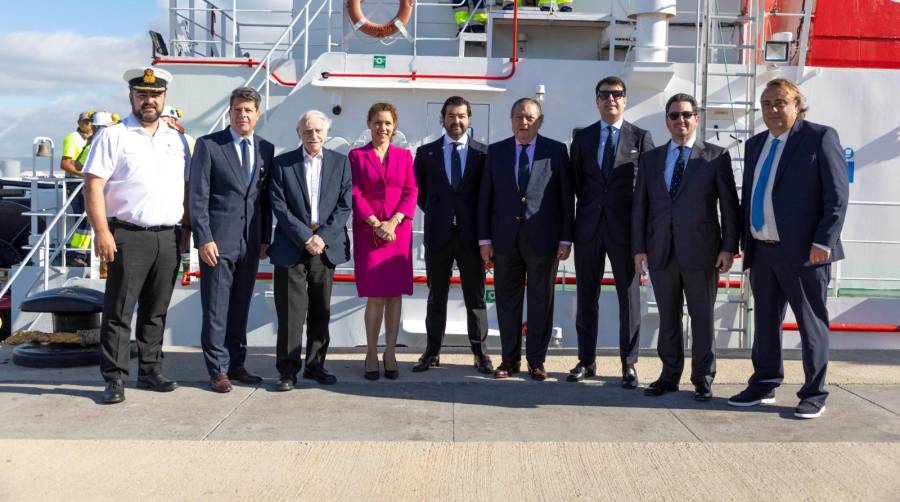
xmin=1 ymin=346 xmax=898 ymax=501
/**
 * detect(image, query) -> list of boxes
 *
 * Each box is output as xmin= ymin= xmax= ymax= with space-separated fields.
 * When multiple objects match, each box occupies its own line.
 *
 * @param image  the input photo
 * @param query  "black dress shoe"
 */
xmin=493 ymin=361 xmax=521 ymax=379
xmin=644 ymin=379 xmax=679 ymax=396
xmin=274 ymin=375 xmax=296 ymax=392
xmin=621 ymin=364 xmax=639 ymax=389
xmin=103 ymin=379 xmax=125 ymax=404
xmin=227 ymin=367 xmax=263 ymax=385
xmin=694 ymin=383 xmax=713 ymax=402
xmin=566 ymin=362 xmax=596 ymax=382
xmin=412 ymin=354 xmax=440 ymax=373
xmin=474 ymin=354 xmax=494 ymax=374
xmin=303 ymin=366 xmax=337 ymax=385
xmin=137 ymin=373 xmax=178 ymax=392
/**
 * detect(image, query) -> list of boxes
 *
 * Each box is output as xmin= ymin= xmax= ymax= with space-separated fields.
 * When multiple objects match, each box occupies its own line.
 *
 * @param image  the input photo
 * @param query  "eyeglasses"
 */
xmin=667 ymin=111 xmax=697 ymax=121
xmin=597 ymin=90 xmax=626 ymax=100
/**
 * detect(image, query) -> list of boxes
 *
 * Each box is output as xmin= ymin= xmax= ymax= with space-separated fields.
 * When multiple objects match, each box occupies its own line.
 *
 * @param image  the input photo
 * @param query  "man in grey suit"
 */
xmin=569 ymin=76 xmax=654 ymax=387
xmin=632 ymin=93 xmax=740 ymax=401
xmin=190 ymin=87 xmax=274 ymax=393
xmin=728 ymin=79 xmax=848 ymax=419
xmin=478 ymin=97 xmax=574 ymax=381
xmin=269 ymin=110 xmax=352 ymax=391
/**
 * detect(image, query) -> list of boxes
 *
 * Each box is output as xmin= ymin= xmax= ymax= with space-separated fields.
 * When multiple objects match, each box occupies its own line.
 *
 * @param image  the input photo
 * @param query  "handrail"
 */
xmin=200 ymin=0 xmax=332 ymax=134
xmin=0 ymin=182 xmax=84 ymax=300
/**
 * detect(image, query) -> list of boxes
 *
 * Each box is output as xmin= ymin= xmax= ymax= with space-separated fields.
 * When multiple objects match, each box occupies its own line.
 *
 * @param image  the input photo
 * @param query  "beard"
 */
xmin=135 ymin=105 xmax=160 ymax=123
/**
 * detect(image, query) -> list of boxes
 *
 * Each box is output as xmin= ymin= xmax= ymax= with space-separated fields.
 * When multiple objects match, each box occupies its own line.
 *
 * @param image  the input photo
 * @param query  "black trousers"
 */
xmin=574 ymin=217 xmax=641 ymax=367
xmin=274 ymin=254 xmax=334 ymax=377
xmin=199 ymin=245 xmax=260 ymax=377
xmin=648 ymin=255 xmax=717 ymax=386
xmin=423 ymin=227 xmax=488 ymax=358
xmin=748 ymin=241 xmax=831 ymax=404
xmin=493 ymin=229 xmax=559 ymax=367
xmin=100 ymin=224 xmax=179 ymax=381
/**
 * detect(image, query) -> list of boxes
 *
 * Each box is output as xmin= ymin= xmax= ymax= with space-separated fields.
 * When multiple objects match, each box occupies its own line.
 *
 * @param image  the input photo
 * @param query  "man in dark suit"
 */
xmin=632 ymin=93 xmax=740 ymax=401
xmin=728 ymin=78 xmax=848 ymax=419
xmin=569 ymin=76 xmax=654 ymax=387
xmin=268 ymin=110 xmax=352 ymax=391
xmin=413 ymin=96 xmax=493 ymax=374
xmin=190 ymin=86 xmax=274 ymax=393
xmin=478 ymin=97 xmax=574 ymax=381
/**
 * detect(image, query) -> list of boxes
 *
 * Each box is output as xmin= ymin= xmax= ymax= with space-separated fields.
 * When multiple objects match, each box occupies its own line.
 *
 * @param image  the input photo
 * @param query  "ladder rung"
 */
xmin=706 ymin=129 xmax=753 ymax=134
xmin=706 ymin=71 xmax=755 ymax=77
xmin=706 ymin=100 xmax=754 ymax=106
xmin=708 ymin=43 xmax=755 ymax=49
xmin=709 ymin=14 xmax=754 ymax=21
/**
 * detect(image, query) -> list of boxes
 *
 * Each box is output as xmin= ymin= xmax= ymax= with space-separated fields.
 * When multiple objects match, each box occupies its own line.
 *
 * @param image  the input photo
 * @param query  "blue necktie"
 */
xmin=751 ymin=138 xmax=781 ymax=231
xmin=450 ymin=142 xmax=462 ymax=191
xmin=669 ymin=146 xmax=686 ymax=198
xmin=601 ymin=125 xmax=616 ymax=178
xmin=240 ymin=138 xmax=251 ymax=185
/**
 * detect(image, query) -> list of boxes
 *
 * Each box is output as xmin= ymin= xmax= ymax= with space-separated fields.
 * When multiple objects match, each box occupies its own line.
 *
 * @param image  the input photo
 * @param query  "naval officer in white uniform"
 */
xmin=83 ymin=66 xmax=190 ymax=404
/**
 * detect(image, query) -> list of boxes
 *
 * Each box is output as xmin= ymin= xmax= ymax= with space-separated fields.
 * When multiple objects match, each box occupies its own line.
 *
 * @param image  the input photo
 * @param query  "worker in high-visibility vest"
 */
xmin=70 ymin=111 xmax=120 ymax=252
xmin=502 ymin=0 xmax=573 ymax=12
xmin=454 ymin=0 xmax=487 ymax=33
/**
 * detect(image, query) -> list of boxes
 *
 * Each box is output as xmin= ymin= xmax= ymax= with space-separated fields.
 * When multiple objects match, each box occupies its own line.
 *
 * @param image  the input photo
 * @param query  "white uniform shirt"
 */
xmin=83 ymin=114 xmax=189 ymax=227
xmin=303 ymin=147 xmax=324 ymax=225
xmin=749 ymin=131 xmax=788 ymax=242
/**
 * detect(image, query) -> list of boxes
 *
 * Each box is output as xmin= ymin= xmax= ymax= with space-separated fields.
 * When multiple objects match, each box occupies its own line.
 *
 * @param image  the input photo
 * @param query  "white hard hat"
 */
xmin=161 ymin=106 xmax=182 ymax=119
xmin=92 ymin=111 xmax=115 ymax=127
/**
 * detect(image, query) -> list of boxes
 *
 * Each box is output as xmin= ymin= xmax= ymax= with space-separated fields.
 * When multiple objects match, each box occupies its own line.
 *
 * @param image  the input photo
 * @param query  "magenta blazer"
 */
xmin=349 ymin=143 xmax=418 ymax=225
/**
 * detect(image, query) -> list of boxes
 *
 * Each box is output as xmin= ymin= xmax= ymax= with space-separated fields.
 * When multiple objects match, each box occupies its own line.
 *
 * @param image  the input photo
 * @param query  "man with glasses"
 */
xmin=728 ymin=79 xmax=848 ymax=419
xmin=568 ymin=76 xmax=654 ymax=387
xmin=478 ymin=97 xmax=574 ymax=381
xmin=631 ymin=93 xmax=739 ymax=401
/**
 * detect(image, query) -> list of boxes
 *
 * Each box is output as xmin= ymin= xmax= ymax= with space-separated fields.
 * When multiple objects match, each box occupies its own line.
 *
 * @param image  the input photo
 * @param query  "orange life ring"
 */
xmin=346 ymin=0 xmax=414 ymax=38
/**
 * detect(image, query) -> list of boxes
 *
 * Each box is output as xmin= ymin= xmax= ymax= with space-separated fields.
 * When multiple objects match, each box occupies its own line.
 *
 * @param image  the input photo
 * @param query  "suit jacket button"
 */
xmin=520 ymin=197 xmax=526 ymax=203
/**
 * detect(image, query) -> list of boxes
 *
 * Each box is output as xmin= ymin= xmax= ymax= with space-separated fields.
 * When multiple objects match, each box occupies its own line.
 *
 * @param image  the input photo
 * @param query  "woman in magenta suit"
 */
xmin=349 ymin=102 xmax=418 ymax=380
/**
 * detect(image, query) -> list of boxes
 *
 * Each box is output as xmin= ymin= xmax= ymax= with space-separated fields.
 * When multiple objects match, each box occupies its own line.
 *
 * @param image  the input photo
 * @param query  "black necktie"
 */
xmin=601 ymin=125 xmax=616 ymax=178
xmin=241 ymin=138 xmax=251 ymax=186
xmin=517 ymin=145 xmax=530 ymax=196
xmin=670 ymin=145 xmax=686 ymax=198
xmin=450 ymin=142 xmax=462 ymax=191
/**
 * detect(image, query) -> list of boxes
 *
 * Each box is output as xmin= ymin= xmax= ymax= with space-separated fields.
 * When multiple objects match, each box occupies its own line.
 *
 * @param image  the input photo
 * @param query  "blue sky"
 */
xmin=0 ymin=1 xmax=168 ymax=160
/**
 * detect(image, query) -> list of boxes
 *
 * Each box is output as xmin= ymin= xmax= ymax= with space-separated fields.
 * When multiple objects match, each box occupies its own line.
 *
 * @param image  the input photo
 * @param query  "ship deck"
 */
xmin=1 ymin=347 xmax=899 ymax=500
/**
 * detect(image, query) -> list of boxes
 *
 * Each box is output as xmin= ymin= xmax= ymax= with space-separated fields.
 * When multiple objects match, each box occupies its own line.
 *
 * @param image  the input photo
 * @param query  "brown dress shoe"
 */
xmin=493 ymin=361 xmax=521 ymax=379
xmin=528 ymin=364 xmax=548 ymax=381
xmin=210 ymin=373 xmax=232 ymax=393
xmin=227 ymin=367 xmax=263 ymax=385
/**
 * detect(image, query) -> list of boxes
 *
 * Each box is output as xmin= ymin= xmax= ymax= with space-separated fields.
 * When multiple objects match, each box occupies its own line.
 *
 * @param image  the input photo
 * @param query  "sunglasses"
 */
xmin=597 ymin=90 xmax=626 ymax=100
xmin=667 ymin=111 xmax=697 ymax=120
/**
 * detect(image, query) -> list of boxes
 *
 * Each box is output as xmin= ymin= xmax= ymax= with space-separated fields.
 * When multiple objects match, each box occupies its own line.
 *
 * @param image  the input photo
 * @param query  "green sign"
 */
xmin=373 ymin=55 xmax=386 ymax=69
xmin=485 ymin=289 xmax=496 ymax=304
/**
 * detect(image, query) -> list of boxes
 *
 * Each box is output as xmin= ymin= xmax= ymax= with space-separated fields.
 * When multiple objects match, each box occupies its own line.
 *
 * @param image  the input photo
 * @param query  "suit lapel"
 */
xmin=460 ymin=138 xmax=482 ymax=188
xmin=367 ymin=143 xmax=387 ymax=183
xmin=219 ymin=128 xmax=246 ymax=187
xmin=291 ymin=149 xmax=312 ymax=213
xmin=527 ymin=136 xmax=552 ymax=196
xmin=655 ymin=142 xmax=671 ymax=195
xmin=672 ymin=140 xmax=703 ymax=200
xmin=317 ymin=149 xmax=336 ymax=217
xmin=745 ymin=134 xmax=766 ymax=189
xmin=614 ymin=122 xmax=633 ymax=168
xmin=586 ymin=122 xmax=603 ymax=172
xmin=772 ymin=119 xmax=803 ymax=187
xmin=435 ymin=139 xmax=452 ymax=188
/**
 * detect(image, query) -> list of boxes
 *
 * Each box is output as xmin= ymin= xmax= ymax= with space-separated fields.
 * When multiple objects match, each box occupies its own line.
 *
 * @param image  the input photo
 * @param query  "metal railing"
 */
xmin=0 ymin=180 xmax=89 ymax=301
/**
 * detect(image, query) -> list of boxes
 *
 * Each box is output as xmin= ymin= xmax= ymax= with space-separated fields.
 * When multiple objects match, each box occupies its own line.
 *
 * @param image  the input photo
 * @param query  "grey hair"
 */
xmin=296 ymin=109 xmax=332 ymax=131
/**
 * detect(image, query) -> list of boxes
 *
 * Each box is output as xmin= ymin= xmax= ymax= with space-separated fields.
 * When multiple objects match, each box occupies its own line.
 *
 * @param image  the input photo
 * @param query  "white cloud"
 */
xmin=0 ymin=31 xmax=147 ymax=95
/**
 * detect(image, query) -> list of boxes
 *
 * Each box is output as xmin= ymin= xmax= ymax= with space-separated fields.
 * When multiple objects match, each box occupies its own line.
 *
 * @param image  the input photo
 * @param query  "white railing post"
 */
xmin=231 ymin=0 xmax=238 ymax=57
xmin=304 ymin=5 xmax=310 ymax=71
xmin=797 ymin=0 xmax=814 ymax=75
xmin=327 ymin=0 xmax=333 ymax=53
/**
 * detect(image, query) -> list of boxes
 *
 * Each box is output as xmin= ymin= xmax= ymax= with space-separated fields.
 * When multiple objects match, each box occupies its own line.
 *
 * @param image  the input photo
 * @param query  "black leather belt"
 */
xmin=109 ymin=218 xmax=176 ymax=232
xmin=755 ymin=238 xmax=779 ymax=245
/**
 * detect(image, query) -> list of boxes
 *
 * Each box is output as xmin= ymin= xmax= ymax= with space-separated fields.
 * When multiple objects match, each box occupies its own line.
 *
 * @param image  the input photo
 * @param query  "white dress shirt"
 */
xmin=749 ymin=131 xmax=788 ymax=242
xmin=664 ymin=136 xmax=697 ymax=191
xmin=83 ymin=114 xmax=189 ymax=227
xmin=304 ymin=147 xmax=324 ymax=225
